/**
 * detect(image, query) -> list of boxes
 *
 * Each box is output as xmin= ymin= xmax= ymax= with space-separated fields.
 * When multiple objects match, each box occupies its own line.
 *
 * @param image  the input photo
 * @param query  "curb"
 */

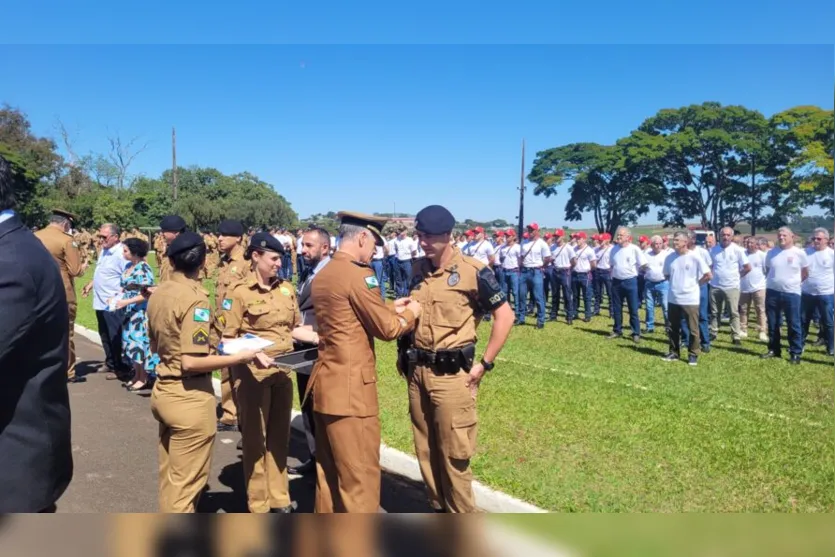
xmin=75 ymin=324 xmax=546 ymax=514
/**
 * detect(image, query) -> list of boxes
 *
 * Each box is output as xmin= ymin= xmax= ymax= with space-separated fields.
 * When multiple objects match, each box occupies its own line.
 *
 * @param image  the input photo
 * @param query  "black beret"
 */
xmin=246 ymin=232 xmax=285 ymax=257
xmin=160 ymin=215 xmax=187 ymax=232
xmin=167 ymin=231 xmax=204 ymax=257
xmin=414 ymin=205 xmax=455 ymax=235
xmin=217 ymin=219 xmax=244 ymax=237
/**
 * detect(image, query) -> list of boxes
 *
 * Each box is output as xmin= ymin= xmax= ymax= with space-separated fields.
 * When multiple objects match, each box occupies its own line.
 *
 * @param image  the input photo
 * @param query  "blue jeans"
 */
xmin=802 ymin=293 xmax=833 ymax=352
xmin=371 ymin=259 xmax=386 ymax=300
xmin=594 ymin=269 xmax=612 ymax=316
xmin=503 ymin=270 xmax=520 ymax=314
xmin=550 ymin=268 xmax=573 ymax=319
xmin=611 ymin=277 xmax=640 ymax=336
xmin=495 ymin=267 xmax=506 ymax=297
xmin=519 ymin=268 xmax=545 ymax=326
xmin=766 ymin=289 xmax=803 ymax=356
xmin=572 ymin=271 xmax=593 ymax=320
xmin=396 ymin=259 xmax=412 ymax=297
xmin=296 ymin=254 xmax=306 ymax=280
xmin=386 ymin=256 xmax=397 ymax=291
xmin=681 ymin=283 xmax=711 ymax=350
xmin=644 ymin=280 xmax=669 ymax=331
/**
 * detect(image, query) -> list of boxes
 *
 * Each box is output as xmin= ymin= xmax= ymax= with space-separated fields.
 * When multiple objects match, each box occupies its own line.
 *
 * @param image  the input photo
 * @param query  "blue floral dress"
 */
xmin=120 ymin=261 xmax=159 ymax=373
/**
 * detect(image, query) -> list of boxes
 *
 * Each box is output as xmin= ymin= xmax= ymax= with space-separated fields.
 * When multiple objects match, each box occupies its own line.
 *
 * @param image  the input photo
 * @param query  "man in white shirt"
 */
xmin=709 ymin=227 xmax=751 ymax=344
xmin=762 ymin=226 xmax=809 ymax=364
xmin=662 ymin=231 xmax=712 ymax=366
xmin=394 ymin=229 xmax=417 ymax=297
xmin=594 ymin=232 xmax=614 ymax=317
xmin=499 ymin=229 xmax=521 ymax=310
xmin=801 ymin=227 xmax=834 ymax=357
xmin=385 ymin=231 xmax=398 ymax=293
xmin=467 ymin=227 xmax=495 ymax=266
xmin=371 ymin=241 xmax=387 ymax=301
xmin=643 ymin=235 xmax=671 ymax=334
xmin=295 ymin=229 xmax=305 ymax=280
xmin=492 ymin=230 xmax=506 ymax=304
xmin=608 ymin=226 xmax=648 ymax=342
xmin=571 ymin=232 xmax=596 ymax=322
xmin=518 ymin=222 xmax=551 ymax=329
xmin=739 ymin=236 xmax=769 ymax=341
xmin=549 ymin=229 xmax=576 ymax=323
xmin=685 ymin=234 xmax=714 ymax=353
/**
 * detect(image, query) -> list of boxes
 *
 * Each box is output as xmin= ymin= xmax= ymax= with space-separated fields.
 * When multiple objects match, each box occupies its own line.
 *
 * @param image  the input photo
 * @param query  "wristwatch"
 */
xmin=480 ymin=358 xmax=495 ymax=372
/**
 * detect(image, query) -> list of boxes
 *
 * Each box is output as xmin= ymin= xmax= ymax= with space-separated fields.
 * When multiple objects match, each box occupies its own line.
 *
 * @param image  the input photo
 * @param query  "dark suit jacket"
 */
xmin=0 ymin=214 xmax=73 ymax=512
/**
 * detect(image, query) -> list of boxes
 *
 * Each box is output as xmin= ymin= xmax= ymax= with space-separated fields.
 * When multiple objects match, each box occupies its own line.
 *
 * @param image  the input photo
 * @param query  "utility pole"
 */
xmin=172 ymin=127 xmax=178 ymax=200
xmin=750 ymin=155 xmax=756 ymax=236
xmin=517 ymin=138 xmax=526 ymax=239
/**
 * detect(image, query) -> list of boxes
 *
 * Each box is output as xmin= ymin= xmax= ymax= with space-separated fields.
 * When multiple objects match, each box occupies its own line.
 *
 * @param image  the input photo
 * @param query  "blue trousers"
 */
xmin=801 ymin=293 xmax=834 ymax=352
xmin=396 ymin=259 xmax=412 ymax=297
xmin=766 ymin=289 xmax=803 ymax=356
xmin=594 ymin=269 xmax=612 ymax=316
xmin=611 ymin=277 xmax=640 ymax=336
xmin=296 ymin=254 xmax=307 ymax=280
xmin=644 ymin=280 xmax=670 ymax=331
xmin=550 ymin=268 xmax=573 ymax=319
xmin=572 ymin=271 xmax=593 ymax=320
xmin=503 ymin=270 xmax=520 ymax=313
xmin=386 ymin=256 xmax=397 ymax=291
xmin=519 ymin=268 xmax=545 ymax=326
xmin=681 ymin=283 xmax=711 ymax=350
xmin=371 ymin=259 xmax=386 ymax=300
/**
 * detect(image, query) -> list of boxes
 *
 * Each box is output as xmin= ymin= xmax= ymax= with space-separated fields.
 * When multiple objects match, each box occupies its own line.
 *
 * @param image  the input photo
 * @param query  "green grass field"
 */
xmin=74 ymin=253 xmax=833 ymax=512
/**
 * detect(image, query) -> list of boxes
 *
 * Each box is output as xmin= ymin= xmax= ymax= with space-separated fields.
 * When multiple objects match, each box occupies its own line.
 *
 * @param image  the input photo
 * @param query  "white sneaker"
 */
xmin=739 ymin=331 xmax=748 ymax=338
xmin=759 ymin=332 xmax=768 ymax=342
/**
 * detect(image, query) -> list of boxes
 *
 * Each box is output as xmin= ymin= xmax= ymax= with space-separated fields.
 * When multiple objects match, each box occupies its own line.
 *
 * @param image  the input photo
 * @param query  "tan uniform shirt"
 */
xmin=147 ymin=272 xmax=212 ymax=379
xmin=223 ymin=276 xmax=300 ymax=375
xmin=308 ymin=251 xmax=417 ymax=417
xmin=159 ymin=249 xmax=173 ymax=282
xmin=215 ymin=245 xmax=250 ymax=305
xmin=35 ymin=225 xmax=84 ymax=304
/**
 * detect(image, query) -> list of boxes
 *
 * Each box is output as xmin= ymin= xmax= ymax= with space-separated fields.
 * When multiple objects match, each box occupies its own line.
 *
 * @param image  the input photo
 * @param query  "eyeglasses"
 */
xmin=814 ymin=237 xmax=827 ymax=241
xmin=97 ymin=234 xmax=109 ymax=239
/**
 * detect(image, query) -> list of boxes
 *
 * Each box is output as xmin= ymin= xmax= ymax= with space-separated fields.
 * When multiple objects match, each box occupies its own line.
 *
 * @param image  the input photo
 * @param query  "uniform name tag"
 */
xmin=365 ymin=276 xmax=379 ymax=289
xmin=222 ymin=299 xmax=233 ymax=311
xmin=194 ymin=308 xmax=210 ymax=322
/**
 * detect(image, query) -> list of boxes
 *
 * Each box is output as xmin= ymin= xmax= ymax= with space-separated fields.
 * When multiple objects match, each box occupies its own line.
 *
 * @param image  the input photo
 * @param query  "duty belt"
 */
xmin=413 ymin=344 xmax=476 ymax=375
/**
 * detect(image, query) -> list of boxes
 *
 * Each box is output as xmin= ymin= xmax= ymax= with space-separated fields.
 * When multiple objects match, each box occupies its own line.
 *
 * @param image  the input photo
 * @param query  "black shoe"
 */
xmin=607 ymin=332 xmax=622 ymax=339
xmin=217 ymin=422 xmax=238 ymax=433
xmin=760 ymin=351 xmax=780 ymax=360
xmin=688 ymin=354 xmax=698 ymax=366
xmin=536 ymin=323 xmax=544 ymax=329
xmin=236 ymin=438 xmax=243 ymax=451
xmin=813 ymin=338 xmax=826 ymax=346
xmin=828 ymin=350 xmax=834 ymax=357
xmin=583 ymin=317 xmax=591 ymax=323
xmin=270 ymin=501 xmax=297 ymax=513
xmin=789 ymin=355 xmax=801 ymax=365
xmin=643 ymin=329 xmax=654 ymax=334
xmin=661 ymin=353 xmax=679 ymax=362
xmin=289 ymin=458 xmax=316 ymax=476
xmin=67 ymin=376 xmax=86 ymax=384
xmin=566 ymin=319 xmax=573 ymax=326
xmin=732 ymin=338 xmax=742 ymax=346
xmin=709 ymin=333 xmax=717 ymax=341
xmin=632 ymin=334 xmax=641 ymax=343
xmin=701 ymin=345 xmax=711 ymax=353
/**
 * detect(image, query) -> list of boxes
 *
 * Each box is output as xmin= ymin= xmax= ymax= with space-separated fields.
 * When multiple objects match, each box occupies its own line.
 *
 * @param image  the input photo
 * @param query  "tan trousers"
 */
xmin=219 ymin=367 xmax=238 ymax=426
xmin=669 ymin=303 xmax=701 ymax=357
xmin=739 ymin=289 xmax=767 ymax=333
xmin=67 ymin=301 xmax=77 ymax=379
xmin=709 ymin=287 xmax=741 ymax=339
xmin=408 ymin=365 xmax=478 ymax=513
xmin=150 ymin=376 xmax=216 ymax=512
xmin=234 ymin=365 xmax=293 ymax=513
xmin=314 ymin=412 xmax=381 ymax=513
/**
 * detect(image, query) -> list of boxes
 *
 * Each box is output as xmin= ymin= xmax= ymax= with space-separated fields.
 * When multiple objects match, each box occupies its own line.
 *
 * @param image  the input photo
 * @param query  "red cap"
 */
xmin=526 ymin=222 xmax=539 ymax=231
xmin=601 ymin=232 xmax=612 ymax=241
xmin=465 ymin=229 xmax=475 ymax=237
xmin=639 ymin=235 xmax=649 ymax=243
xmin=592 ymin=233 xmax=600 ymax=240
xmin=544 ymin=232 xmax=553 ymax=239
xmin=555 ymin=229 xmax=565 ymax=237
xmin=505 ymin=228 xmax=516 ymax=237
xmin=474 ymin=226 xmax=485 ymax=234
xmin=523 ymin=232 xmax=530 ymax=239
xmin=570 ymin=232 xmax=578 ymax=238
xmin=577 ymin=231 xmax=587 ymax=239
xmin=495 ymin=230 xmax=505 ymax=237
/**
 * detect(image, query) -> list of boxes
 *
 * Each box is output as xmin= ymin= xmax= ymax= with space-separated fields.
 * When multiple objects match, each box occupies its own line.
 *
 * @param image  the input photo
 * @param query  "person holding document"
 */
xmin=220 ymin=232 xmax=318 ymax=513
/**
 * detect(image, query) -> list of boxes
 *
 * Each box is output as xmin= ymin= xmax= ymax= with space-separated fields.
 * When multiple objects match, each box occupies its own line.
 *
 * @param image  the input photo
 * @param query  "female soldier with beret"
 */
xmin=146 ymin=231 xmax=261 ymax=513
xmin=221 ymin=232 xmax=319 ymax=513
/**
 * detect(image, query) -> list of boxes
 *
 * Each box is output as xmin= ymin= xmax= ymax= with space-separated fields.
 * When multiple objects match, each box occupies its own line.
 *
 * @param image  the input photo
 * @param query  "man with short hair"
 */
xmin=801 ymin=228 xmax=834 ymax=357
xmin=708 ymin=227 xmax=751 ymax=345
xmin=681 ymin=234 xmax=714 ymax=353
xmin=393 ymin=228 xmax=417 ymax=297
xmin=571 ymin=232 xmax=596 ymax=323
xmin=762 ymin=227 xmax=809 ymax=364
xmin=499 ymin=229 xmax=521 ymax=309
xmin=739 ymin=236 xmax=768 ymax=341
xmin=594 ymin=232 xmax=614 ymax=317
xmin=643 ymin=235 xmax=670 ymax=334
xmin=608 ymin=227 xmax=647 ymax=342
xmin=518 ymin=223 xmax=551 ymax=328
xmin=662 ymin=232 xmax=712 ymax=366
xmin=549 ymin=229 xmax=575 ymax=324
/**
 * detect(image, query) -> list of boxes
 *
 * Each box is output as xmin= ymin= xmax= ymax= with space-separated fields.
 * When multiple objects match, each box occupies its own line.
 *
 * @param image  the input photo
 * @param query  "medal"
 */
xmin=448 ymin=272 xmax=460 ymax=286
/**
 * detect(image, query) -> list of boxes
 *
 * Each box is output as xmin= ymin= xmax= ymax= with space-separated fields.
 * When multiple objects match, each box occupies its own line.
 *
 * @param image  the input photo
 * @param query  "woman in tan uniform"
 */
xmin=221 ymin=232 xmax=318 ymax=513
xmin=146 ymin=231 xmax=260 ymax=513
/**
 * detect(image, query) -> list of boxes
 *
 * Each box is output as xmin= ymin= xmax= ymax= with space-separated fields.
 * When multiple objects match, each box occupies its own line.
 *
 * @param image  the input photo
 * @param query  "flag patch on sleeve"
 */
xmin=365 ymin=276 xmax=379 ymax=289
xmin=222 ymin=299 xmax=233 ymax=311
xmin=194 ymin=308 xmax=210 ymax=322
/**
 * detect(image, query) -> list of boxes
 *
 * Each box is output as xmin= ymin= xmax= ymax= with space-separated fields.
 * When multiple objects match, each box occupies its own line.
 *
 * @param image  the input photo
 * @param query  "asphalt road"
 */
xmin=59 ymin=335 xmax=433 ymax=513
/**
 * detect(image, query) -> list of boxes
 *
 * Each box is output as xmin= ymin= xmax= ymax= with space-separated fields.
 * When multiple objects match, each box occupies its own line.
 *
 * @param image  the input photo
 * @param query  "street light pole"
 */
xmin=517 ymin=138 xmax=525 ymax=238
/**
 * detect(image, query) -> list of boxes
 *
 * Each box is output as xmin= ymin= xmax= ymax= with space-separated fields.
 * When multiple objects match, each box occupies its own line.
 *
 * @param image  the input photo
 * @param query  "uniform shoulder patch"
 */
xmin=192 ymin=327 xmax=209 ymax=345
xmin=364 ymin=275 xmax=379 ymax=289
xmin=222 ymin=298 xmax=233 ymax=311
xmin=280 ymin=286 xmax=292 ymax=296
xmin=193 ymin=307 xmax=211 ymax=322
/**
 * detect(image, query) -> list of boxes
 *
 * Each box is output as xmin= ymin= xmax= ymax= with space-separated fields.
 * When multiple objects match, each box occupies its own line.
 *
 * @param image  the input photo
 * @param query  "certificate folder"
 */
xmin=273 ymin=343 xmax=319 ymax=375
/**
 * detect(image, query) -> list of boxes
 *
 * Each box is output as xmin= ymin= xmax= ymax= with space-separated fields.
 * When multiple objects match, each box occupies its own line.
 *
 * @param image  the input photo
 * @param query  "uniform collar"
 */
xmin=244 ymin=273 xmax=284 ymax=292
xmin=171 ymin=270 xmax=208 ymax=294
xmin=222 ymin=244 xmax=245 ymax=263
xmin=425 ymin=246 xmax=463 ymax=274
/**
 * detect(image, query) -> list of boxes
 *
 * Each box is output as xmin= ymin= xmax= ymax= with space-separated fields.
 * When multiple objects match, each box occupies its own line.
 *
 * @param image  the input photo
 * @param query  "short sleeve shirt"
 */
xmin=551 ymin=243 xmax=576 ymax=269
xmin=500 ymin=244 xmax=521 ymax=270
xmin=664 ymin=251 xmax=710 ymax=306
xmin=520 ymin=238 xmax=550 ymax=268
xmin=765 ymin=246 xmax=809 ymax=295
xmin=644 ymin=249 xmax=670 ymax=282
xmin=468 ymin=240 xmax=495 ymax=265
xmin=572 ymin=245 xmax=596 ymax=273
xmin=710 ymin=243 xmax=749 ymax=290
xmin=610 ymin=244 xmax=647 ymax=280
xmin=740 ymin=250 xmax=767 ymax=293
xmin=802 ymin=247 xmax=834 ymax=296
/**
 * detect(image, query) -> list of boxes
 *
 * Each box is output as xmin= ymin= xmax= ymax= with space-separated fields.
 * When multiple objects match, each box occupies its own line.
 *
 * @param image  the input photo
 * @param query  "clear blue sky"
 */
xmin=1 ymin=43 xmax=832 ymax=226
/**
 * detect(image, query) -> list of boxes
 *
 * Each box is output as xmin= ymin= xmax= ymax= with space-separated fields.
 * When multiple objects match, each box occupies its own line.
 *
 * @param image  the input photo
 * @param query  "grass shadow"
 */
xmin=628 ymin=344 xmax=668 ymax=358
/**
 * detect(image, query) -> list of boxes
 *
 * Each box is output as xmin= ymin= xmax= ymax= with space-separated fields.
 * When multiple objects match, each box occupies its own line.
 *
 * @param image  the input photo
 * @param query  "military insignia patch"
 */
xmin=280 ymin=286 xmax=291 ymax=296
xmin=192 ymin=327 xmax=209 ymax=346
xmin=365 ymin=276 xmax=379 ymax=289
xmin=217 ymin=314 xmax=226 ymax=327
xmin=72 ymin=241 xmax=78 ymax=248
xmin=230 ymin=266 xmax=237 ymax=274
xmin=193 ymin=308 xmax=210 ymax=322
xmin=448 ymin=272 xmax=460 ymax=287
xmin=222 ymin=299 xmax=233 ymax=311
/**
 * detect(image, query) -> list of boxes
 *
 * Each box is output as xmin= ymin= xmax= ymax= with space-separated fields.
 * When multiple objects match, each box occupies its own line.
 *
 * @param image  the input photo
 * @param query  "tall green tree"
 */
xmin=528 ymin=141 xmax=665 ymax=234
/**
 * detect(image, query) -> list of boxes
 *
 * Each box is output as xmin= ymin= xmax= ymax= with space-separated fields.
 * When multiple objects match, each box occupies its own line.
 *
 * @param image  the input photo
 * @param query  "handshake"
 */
xmin=393 ymin=297 xmax=422 ymax=319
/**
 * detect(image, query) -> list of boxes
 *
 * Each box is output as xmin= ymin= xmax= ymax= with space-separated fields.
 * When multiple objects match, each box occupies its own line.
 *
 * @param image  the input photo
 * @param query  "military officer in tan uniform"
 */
xmin=403 ymin=205 xmax=514 ymax=512
xmin=157 ymin=215 xmax=187 ymax=283
xmin=213 ymin=220 xmax=250 ymax=434
xmin=203 ymin=232 xmax=219 ymax=278
xmin=222 ymin=232 xmax=319 ymax=513
xmin=308 ymin=211 xmax=422 ymax=513
xmin=146 ymin=231 xmax=260 ymax=512
xmin=35 ymin=209 xmax=88 ymax=382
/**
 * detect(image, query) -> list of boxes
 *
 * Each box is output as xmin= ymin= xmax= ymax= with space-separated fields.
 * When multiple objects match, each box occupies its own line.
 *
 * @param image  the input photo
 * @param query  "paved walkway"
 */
xmin=59 ymin=336 xmax=432 ymax=513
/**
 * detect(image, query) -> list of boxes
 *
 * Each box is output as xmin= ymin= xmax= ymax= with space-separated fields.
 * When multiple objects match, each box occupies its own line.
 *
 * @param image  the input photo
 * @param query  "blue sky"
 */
xmin=1 ymin=44 xmax=832 ymax=226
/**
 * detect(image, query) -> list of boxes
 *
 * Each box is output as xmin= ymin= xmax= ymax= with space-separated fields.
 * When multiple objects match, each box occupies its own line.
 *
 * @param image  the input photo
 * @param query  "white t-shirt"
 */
xmin=394 ymin=237 xmax=415 ymax=261
xmin=644 ymin=248 xmax=670 ymax=282
xmin=520 ymin=238 xmax=550 ymax=268
xmin=386 ymin=238 xmax=397 ymax=256
xmin=765 ymin=246 xmax=809 ymax=295
xmin=551 ymin=243 xmax=576 ymax=269
xmin=467 ymin=239 xmax=495 ymax=265
xmin=710 ymin=243 xmax=749 ymax=290
xmin=802 ymin=247 xmax=834 ymax=296
xmin=296 ymin=236 xmax=303 ymax=254
xmin=372 ymin=245 xmax=385 ymax=260
xmin=413 ymin=240 xmax=425 ymax=258
xmin=595 ymin=245 xmax=613 ymax=270
xmin=664 ymin=250 xmax=711 ymax=306
xmin=740 ymin=250 xmax=767 ymax=293
xmin=610 ymin=243 xmax=648 ymax=280
xmin=500 ymin=244 xmax=521 ymax=270
xmin=693 ymin=245 xmax=712 ymax=268
xmin=573 ymin=245 xmax=596 ymax=273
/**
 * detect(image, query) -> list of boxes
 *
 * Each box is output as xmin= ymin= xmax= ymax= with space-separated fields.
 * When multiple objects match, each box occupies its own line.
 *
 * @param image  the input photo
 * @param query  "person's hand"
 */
xmin=235 ymin=349 xmax=260 ymax=365
xmin=253 ymin=352 xmax=275 ymax=369
xmin=142 ymin=286 xmax=157 ymax=298
xmin=464 ymin=363 xmax=485 ymax=400
xmin=406 ymin=300 xmax=422 ymax=319
xmin=393 ymin=297 xmax=412 ymax=314
xmin=114 ymin=299 xmax=129 ymax=310
xmin=82 ymin=283 xmax=93 ymax=298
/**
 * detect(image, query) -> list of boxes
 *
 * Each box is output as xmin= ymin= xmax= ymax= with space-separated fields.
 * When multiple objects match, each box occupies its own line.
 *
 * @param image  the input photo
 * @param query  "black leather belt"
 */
xmin=158 ymin=372 xmax=212 ymax=381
